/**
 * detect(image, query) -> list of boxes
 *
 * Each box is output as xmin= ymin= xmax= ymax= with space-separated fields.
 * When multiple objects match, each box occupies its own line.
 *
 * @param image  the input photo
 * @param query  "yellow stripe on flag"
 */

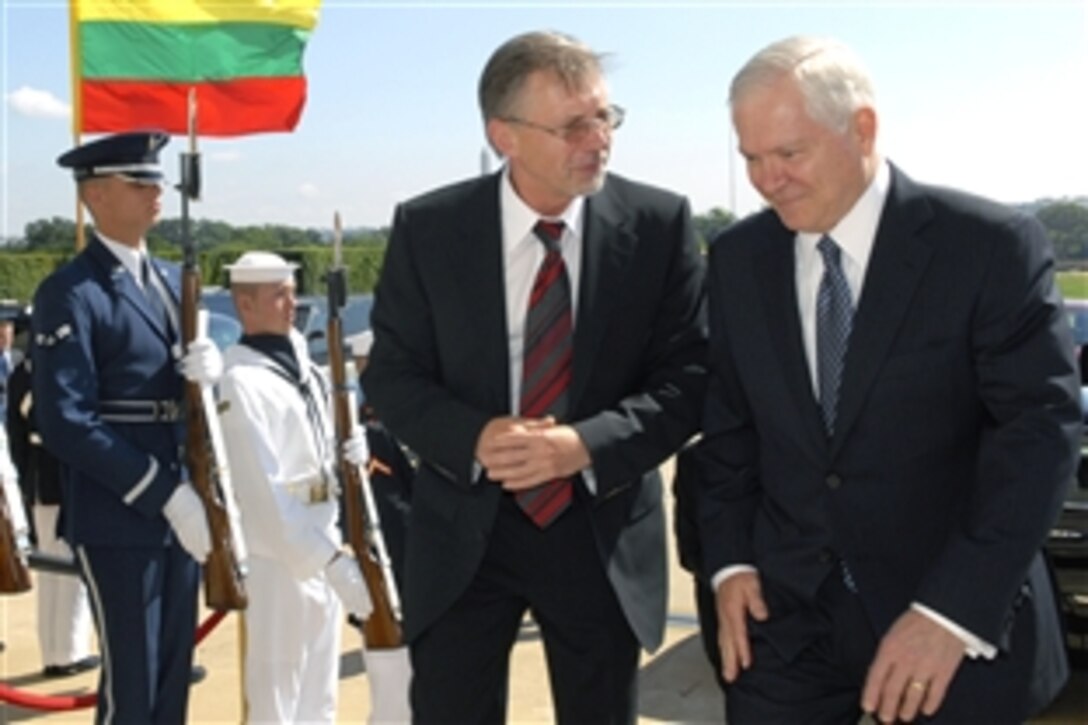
xmin=74 ymin=0 xmax=320 ymax=30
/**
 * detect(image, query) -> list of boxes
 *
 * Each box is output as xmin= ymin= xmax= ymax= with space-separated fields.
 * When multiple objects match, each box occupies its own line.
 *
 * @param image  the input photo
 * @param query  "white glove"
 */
xmin=326 ymin=553 xmax=373 ymax=618
xmin=163 ymin=483 xmax=211 ymax=564
xmin=343 ymin=428 xmax=369 ymax=467
xmin=179 ymin=337 xmax=223 ymax=387
xmin=366 ymin=647 xmax=413 ymax=724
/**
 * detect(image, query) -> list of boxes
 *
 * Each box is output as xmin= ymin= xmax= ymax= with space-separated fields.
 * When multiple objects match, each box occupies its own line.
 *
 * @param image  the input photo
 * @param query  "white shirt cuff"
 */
xmin=711 ymin=564 xmax=757 ymax=592
xmin=911 ymin=602 xmax=997 ymax=660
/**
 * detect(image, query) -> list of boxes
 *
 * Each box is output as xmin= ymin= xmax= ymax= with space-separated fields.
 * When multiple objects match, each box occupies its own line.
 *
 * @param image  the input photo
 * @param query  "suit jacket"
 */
xmin=31 ymin=236 xmax=186 ymax=547
xmin=697 ymin=164 xmax=1081 ymax=714
xmin=364 ymin=171 xmax=707 ymax=650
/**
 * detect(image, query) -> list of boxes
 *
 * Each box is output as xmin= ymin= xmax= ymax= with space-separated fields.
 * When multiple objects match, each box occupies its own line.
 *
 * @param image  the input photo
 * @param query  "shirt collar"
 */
xmin=797 ymin=158 xmax=890 ymax=268
xmin=500 ymin=166 xmax=585 ymax=252
xmin=96 ymin=232 xmax=148 ymax=280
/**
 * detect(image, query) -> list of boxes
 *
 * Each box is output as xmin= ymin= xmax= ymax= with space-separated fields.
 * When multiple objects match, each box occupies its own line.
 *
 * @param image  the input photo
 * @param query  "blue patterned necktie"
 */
xmin=816 ymin=236 xmax=853 ymax=434
xmin=515 ymin=220 xmax=574 ymax=528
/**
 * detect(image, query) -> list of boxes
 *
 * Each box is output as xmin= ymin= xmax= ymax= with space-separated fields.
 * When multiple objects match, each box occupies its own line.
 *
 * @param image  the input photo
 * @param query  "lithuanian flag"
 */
xmin=71 ymin=0 xmax=320 ymax=136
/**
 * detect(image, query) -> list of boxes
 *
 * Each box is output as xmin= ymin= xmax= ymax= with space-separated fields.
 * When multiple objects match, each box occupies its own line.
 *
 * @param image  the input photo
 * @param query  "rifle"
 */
xmin=326 ymin=212 xmax=403 ymax=649
xmin=0 ymin=471 xmax=31 ymax=594
xmin=178 ymin=90 xmax=248 ymax=611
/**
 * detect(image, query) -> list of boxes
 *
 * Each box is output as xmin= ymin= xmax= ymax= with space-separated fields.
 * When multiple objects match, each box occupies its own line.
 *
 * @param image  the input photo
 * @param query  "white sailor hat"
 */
xmin=57 ymin=131 xmax=169 ymax=185
xmin=224 ymin=251 xmax=299 ymax=285
xmin=346 ymin=329 xmax=374 ymax=357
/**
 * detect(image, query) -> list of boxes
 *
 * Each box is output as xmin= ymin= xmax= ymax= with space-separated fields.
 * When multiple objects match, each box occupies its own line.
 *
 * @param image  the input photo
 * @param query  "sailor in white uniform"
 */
xmin=218 ymin=251 xmax=372 ymax=724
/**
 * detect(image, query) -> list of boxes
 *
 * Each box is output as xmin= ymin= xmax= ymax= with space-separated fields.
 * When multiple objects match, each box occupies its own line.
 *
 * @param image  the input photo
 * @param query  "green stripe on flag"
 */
xmin=80 ymin=21 xmax=309 ymax=81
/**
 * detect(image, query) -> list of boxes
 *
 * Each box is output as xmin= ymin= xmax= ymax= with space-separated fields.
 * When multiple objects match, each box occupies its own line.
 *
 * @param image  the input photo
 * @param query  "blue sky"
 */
xmin=1 ymin=1 xmax=1086 ymax=239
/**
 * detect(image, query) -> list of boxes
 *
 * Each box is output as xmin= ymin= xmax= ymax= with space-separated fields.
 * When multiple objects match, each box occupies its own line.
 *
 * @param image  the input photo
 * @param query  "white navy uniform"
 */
xmin=219 ymin=328 xmax=347 ymax=724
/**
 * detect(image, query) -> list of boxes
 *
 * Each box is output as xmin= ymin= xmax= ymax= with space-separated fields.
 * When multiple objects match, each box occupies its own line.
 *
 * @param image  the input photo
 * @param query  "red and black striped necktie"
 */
xmin=515 ymin=220 xmax=574 ymax=527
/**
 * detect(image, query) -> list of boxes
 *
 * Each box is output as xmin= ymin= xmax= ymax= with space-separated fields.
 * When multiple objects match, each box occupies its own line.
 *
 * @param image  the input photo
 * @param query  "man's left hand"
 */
xmin=487 ymin=423 xmax=590 ymax=491
xmin=861 ymin=609 xmax=966 ymax=723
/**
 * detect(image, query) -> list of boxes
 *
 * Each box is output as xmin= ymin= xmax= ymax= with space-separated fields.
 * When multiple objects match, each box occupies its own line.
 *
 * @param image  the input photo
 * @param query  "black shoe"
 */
xmin=189 ymin=664 xmax=207 ymax=685
xmin=42 ymin=655 xmax=101 ymax=678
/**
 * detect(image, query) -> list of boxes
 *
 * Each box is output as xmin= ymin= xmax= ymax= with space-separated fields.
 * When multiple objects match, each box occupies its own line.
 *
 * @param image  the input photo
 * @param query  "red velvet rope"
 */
xmin=0 ymin=609 xmax=228 ymax=712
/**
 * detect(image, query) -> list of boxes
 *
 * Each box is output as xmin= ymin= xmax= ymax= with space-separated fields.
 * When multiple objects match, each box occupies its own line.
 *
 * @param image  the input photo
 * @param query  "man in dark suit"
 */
xmin=697 ymin=36 xmax=1082 ymax=724
xmin=363 ymin=30 xmax=707 ymax=723
xmin=32 ymin=131 xmax=221 ymax=724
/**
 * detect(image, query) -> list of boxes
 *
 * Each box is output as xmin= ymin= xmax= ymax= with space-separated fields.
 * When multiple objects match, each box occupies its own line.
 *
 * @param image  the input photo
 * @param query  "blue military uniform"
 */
xmin=32 ymin=131 xmax=200 ymax=724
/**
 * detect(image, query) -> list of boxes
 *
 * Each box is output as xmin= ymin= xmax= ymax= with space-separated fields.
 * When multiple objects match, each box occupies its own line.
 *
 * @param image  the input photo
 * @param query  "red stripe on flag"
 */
xmin=81 ymin=76 xmax=306 ymax=136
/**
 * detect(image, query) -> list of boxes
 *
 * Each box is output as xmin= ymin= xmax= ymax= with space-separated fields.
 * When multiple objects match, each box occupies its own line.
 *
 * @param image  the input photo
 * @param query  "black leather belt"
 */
xmin=99 ymin=399 xmax=183 ymax=423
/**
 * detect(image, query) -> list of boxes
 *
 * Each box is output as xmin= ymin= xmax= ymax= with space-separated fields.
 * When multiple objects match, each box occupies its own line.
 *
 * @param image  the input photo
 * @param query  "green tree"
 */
xmin=1036 ymin=201 xmax=1088 ymax=266
xmin=693 ymin=207 xmax=736 ymax=249
xmin=23 ymin=217 xmax=91 ymax=250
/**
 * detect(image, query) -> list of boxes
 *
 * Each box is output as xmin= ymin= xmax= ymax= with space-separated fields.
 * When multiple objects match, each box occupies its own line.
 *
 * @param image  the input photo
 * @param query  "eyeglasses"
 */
xmin=501 ymin=104 xmax=626 ymax=144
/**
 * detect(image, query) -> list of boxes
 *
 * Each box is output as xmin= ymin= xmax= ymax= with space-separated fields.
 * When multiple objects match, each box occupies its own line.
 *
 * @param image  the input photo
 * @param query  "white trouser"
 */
xmin=33 ymin=504 xmax=93 ymax=667
xmin=244 ymin=554 xmax=343 ymax=724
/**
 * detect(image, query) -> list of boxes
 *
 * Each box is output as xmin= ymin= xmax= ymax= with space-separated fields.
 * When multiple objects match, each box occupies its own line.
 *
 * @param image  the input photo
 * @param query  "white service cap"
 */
xmin=347 ymin=329 xmax=374 ymax=357
xmin=224 ymin=251 xmax=299 ymax=285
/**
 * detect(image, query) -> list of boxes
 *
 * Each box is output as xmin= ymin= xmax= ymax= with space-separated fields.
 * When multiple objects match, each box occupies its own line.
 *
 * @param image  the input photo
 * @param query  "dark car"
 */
xmin=1049 ymin=441 xmax=1088 ymax=660
xmin=201 ymin=288 xmax=238 ymax=322
xmin=1067 ymin=298 xmax=1088 ymax=348
xmin=1048 ymin=297 xmax=1088 ymax=659
xmin=298 ymin=294 xmax=373 ymax=364
xmin=207 ymin=311 xmax=242 ymax=351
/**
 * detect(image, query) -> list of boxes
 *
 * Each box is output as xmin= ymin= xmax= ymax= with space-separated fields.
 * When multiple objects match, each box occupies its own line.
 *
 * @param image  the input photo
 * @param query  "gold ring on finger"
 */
xmin=908 ymin=680 xmax=927 ymax=692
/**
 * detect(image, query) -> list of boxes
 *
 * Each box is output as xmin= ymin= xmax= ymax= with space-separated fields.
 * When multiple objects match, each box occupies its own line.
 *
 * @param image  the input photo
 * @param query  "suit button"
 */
xmin=826 ymin=473 xmax=842 ymax=490
xmin=819 ymin=549 xmax=833 ymax=564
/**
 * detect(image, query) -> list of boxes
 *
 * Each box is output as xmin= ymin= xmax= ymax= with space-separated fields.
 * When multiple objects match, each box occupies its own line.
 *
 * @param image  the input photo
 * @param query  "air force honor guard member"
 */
xmin=32 ymin=131 xmax=222 ymax=724
xmin=217 ymin=252 xmax=373 ymax=724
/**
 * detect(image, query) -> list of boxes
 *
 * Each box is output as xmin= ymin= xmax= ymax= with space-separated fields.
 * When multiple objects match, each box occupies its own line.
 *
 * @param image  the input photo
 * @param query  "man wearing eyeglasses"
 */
xmin=364 ymin=30 xmax=707 ymax=723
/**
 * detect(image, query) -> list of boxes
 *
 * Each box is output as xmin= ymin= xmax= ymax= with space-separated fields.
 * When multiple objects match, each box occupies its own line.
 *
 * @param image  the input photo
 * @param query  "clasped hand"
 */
xmin=476 ymin=416 xmax=590 ymax=490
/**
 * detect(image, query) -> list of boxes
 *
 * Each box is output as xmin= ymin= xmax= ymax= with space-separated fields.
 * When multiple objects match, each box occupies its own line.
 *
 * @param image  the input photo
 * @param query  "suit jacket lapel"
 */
xmin=832 ymin=166 xmax=935 ymax=455
xmin=448 ymin=174 xmax=511 ymax=412
xmin=754 ymin=226 xmax=828 ymax=456
xmin=568 ymin=179 xmax=638 ymax=411
xmin=86 ymin=237 xmax=173 ymax=343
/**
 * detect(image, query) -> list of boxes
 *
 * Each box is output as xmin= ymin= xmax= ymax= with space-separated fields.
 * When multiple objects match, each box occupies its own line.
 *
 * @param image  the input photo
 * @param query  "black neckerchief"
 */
xmin=240 ymin=334 xmax=299 ymax=382
xmin=240 ymin=333 xmax=333 ymax=477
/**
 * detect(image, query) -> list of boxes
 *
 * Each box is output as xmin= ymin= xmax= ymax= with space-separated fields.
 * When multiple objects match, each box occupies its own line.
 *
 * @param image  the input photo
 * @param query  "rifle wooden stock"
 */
xmin=181 ymin=267 xmax=247 ymax=611
xmin=328 ymin=314 xmax=403 ymax=650
xmin=0 ymin=482 xmax=30 ymax=594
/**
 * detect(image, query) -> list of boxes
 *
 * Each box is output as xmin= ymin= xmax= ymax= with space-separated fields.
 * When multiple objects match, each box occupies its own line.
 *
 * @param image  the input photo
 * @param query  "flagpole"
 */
xmin=68 ymin=0 xmax=85 ymax=250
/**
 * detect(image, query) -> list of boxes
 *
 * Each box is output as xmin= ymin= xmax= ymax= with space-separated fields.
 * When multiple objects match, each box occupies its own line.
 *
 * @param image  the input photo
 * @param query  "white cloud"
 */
xmin=5 ymin=86 xmax=70 ymax=119
xmin=298 ymin=182 xmax=319 ymax=200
